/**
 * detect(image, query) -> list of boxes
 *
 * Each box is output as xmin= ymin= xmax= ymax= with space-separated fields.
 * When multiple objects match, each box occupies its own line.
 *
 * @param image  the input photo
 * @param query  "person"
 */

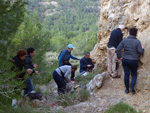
xmin=24 ymin=47 xmax=40 ymax=95
xmin=107 ymin=25 xmax=125 ymax=78
xmin=12 ymin=50 xmax=27 ymax=81
xmin=117 ymin=28 xmax=144 ymax=94
xmin=80 ymin=52 xmax=94 ymax=73
xmin=58 ymin=44 xmax=80 ymax=80
xmin=53 ymin=65 xmax=77 ymax=95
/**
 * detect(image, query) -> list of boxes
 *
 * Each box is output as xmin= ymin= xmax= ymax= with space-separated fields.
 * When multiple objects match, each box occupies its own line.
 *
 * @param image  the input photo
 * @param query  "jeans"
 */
xmin=24 ymin=78 xmax=34 ymax=95
xmin=122 ymin=59 xmax=138 ymax=90
xmin=53 ymin=70 xmax=66 ymax=94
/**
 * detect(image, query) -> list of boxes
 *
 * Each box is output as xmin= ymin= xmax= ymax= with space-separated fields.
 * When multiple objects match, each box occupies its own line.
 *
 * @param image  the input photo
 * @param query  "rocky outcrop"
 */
xmin=86 ymin=72 xmax=108 ymax=92
xmin=91 ymin=0 xmax=150 ymax=90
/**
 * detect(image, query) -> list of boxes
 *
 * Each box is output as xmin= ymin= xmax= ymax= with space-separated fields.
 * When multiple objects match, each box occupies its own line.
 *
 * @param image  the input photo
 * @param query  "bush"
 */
xmin=106 ymin=102 xmax=138 ymax=113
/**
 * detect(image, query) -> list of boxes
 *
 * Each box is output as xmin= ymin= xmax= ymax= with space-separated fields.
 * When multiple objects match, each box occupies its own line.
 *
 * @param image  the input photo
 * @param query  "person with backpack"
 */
xmin=24 ymin=47 xmax=40 ymax=95
xmin=53 ymin=65 xmax=77 ymax=95
xmin=58 ymin=44 xmax=80 ymax=80
xmin=117 ymin=28 xmax=144 ymax=94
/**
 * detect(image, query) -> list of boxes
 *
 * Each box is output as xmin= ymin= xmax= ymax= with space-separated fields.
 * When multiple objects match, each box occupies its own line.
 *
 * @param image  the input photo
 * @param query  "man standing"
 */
xmin=58 ymin=44 xmax=80 ymax=80
xmin=107 ymin=25 xmax=125 ymax=78
xmin=24 ymin=47 xmax=40 ymax=95
xmin=80 ymin=52 xmax=94 ymax=73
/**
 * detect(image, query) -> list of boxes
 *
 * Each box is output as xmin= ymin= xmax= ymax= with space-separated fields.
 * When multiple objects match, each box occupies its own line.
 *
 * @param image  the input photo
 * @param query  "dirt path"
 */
xmin=65 ymin=76 xmax=150 ymax=113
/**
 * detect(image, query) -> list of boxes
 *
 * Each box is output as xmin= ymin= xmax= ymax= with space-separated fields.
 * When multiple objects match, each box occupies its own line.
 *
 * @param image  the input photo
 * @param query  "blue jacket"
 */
xmin=108 ymin=28 xmax=123 ymax=48
xmin=58 ymin=49 xmax=78 ymax=67
xmin=80 ymin=57 xmax=94 ymax=73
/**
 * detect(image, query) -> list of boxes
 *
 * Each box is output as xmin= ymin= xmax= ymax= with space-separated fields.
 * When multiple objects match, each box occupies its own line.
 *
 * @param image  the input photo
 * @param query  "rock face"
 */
xmin=86 ymin=72 xmax=108 ymax=92
xmin=91 ymin=0 xmax=150 ymax=90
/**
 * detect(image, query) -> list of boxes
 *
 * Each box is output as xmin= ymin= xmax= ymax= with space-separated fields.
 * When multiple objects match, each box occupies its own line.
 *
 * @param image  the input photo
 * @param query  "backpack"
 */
xmin=28 ymin=92 xmax=43 ymax=100
xmin=58 ymin=50 xmax=67 ymax=60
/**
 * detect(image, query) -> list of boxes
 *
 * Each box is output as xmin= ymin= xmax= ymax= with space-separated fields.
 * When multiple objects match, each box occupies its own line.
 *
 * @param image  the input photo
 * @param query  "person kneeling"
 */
xmin=80 ymin=52 xmax=94 ymax=74
xmin=53 ymin=65 xmax=77 ymax=95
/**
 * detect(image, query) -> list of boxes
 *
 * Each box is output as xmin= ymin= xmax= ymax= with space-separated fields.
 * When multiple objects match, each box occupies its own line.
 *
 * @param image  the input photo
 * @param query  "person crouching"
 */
xmin=53 ymin=65 xmax=77 ymax=95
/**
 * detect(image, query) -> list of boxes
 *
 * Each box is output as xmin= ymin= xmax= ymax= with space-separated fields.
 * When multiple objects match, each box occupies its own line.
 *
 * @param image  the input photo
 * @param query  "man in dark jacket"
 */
xmin=107 ymin=25 xmax=125 ymax=78
xmin=24 ymin=47 xmax=39 ymax=95
xmin=80 ymin=52 xmax=94 ymax=73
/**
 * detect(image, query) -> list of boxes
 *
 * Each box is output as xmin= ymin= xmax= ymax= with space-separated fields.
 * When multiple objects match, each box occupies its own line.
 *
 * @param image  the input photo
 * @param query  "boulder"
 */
xmin=86 ymin=72 xmax=108 ymax=92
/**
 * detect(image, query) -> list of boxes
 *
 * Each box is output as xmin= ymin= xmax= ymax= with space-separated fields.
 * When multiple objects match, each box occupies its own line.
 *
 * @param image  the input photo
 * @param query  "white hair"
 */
xmin=118 ymin=25 xmax=125 ymax=30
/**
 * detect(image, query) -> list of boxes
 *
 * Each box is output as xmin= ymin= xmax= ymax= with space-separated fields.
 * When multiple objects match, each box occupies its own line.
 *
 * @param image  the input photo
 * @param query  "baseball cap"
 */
xmin=67 ymin=44 xmax=75 ymax=49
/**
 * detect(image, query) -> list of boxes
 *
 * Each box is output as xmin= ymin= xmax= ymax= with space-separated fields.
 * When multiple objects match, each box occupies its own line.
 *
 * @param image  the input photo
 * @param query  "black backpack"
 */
xmin=58 ymin=50 xmax=67 ymax=60
xmin=28 ymin=92 xmax=43 ymax=100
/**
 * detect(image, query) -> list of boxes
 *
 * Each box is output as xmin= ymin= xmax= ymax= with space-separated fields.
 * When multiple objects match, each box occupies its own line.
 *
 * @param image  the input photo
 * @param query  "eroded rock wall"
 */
xmin=91 ymin=0 xmax=150 ymax=90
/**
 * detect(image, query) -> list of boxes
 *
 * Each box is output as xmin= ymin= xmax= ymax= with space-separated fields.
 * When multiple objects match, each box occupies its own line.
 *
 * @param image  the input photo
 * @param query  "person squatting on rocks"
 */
xmin=117 ymin=28 xmax=144 ymax=94
xmin=53 ymin=65 xmax=77 ymax=95
xmin=24 ymin=47 xmax=40 ymax=95
xmin=107 ymin=25 xmax=125 ymax=78
xmin=80 ymin=52 xmax=94 ymax=73
xmin=58 ymin=44 xmax=80 ymax=80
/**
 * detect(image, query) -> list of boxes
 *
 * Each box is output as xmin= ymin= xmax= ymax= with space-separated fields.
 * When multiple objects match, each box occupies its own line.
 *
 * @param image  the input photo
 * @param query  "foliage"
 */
xmin=27 ymin=0 xmax=100 ymax=54
xmin=106 ymin=102 xmax=138 ymax=113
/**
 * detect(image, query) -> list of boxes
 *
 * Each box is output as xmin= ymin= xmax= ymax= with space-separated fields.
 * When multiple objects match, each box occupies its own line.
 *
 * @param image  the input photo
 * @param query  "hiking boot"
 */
xmin=130 ymin=89 xmax=136 ymax=94
xmin=125 ymin=89 xmax=129 ymax=94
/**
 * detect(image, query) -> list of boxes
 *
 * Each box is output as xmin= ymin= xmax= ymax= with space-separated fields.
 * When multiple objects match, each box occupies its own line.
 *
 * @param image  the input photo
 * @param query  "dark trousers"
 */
xmin=24 ymin=78 xmax=34 ymax=95
xmin=53 ymin=70 xmax=66 ymax=94
xmin=122 ymin=59 xmax=138 ymax=90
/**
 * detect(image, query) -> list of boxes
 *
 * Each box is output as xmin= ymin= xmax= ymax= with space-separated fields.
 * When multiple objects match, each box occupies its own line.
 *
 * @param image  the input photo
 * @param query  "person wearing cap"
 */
xmin=58 ymin=44 xmax=80 ymax=80
xmin=107 ymin=25 xmax=125 ymax=78
xmin=117 ymin=28 xmax=144 ymax=94
xmin=80 ymin=52 xmax=94 ymax=73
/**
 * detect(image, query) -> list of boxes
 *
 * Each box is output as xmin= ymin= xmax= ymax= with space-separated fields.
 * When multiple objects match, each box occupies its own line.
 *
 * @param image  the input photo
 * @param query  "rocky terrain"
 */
xmin=91 ymin=0 xmax=150 ymax=91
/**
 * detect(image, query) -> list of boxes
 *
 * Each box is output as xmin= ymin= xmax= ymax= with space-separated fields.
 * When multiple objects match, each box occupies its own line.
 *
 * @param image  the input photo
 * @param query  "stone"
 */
xmin=86 ymin=72 xmax=108 ymax=92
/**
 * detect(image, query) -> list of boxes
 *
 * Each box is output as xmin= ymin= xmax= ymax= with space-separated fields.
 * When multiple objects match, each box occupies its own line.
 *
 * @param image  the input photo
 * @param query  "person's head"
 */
xmin=67 ymin=44 xmax=75 ymax=52
xmin=129 ymin=28 xmax=138 ymax=36
xmin=118 ymin=25 xmax=125 ymax=32
xmin=85 ymin=52 xmax=90 ymax=59
xmin=27 ymin=47 xmax=35 ymax=57
xmin=17 ymin=50 xmax=26 ymax=61
xmin=71 ymin=65 xmax=78 ymax=72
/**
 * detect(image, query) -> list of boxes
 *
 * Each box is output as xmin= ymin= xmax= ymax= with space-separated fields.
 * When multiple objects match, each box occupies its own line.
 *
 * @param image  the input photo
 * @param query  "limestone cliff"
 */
xmin=91 ymin=0 xmax=150 ymax=90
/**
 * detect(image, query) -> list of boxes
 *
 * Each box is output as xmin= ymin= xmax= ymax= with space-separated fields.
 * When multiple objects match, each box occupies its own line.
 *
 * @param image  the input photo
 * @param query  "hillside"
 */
xmin=27 ymin=0 xmax=100 ymax=54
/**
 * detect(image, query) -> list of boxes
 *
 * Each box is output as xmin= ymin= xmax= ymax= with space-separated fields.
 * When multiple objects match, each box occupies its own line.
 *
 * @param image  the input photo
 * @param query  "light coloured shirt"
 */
xmin=55 ymin=65 xmax=71 ymax=82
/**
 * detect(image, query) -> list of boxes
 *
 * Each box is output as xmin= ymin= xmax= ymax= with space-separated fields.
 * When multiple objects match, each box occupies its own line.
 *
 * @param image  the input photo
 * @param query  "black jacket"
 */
xmin=24 ymin=54 xmax=35 ymax=73
xmin=12 ymin=55 xmax=26 ymax=80
xmin=80 ymin=57 xmax=94 ymax=73
xmin=117 ymin=35 xmax=144 ymax=60
xmin=108 ymin=28 xmax=123 ymax=48
xmin=13 ymin=55 xmax=25 ymax=71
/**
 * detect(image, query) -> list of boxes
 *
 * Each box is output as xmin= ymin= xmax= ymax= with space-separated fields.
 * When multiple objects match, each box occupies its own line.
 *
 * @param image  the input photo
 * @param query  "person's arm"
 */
xmin=70 ymin=54 xmax=78 ymax=60
xmin=116 ymin=40 xmax=124 ymax=59
xmin=90 ymin=59 xmax=94 ymax=68
xmin=118 ymin=32 xmax=123 ymax=44
xmin=64 ymin=69 xmax=71 ymax=83
xmin=58 ymin=50 xmax=67 ymax=67
xmin=137 ymin=41 xmax=144 ymax=54
xmin=80 ymin=59 xmax=87 ymax=69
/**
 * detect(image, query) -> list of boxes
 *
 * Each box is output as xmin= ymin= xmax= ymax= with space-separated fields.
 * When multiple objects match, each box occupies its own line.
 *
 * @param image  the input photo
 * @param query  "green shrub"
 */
xmin=106 ymin=102 xmax=138 ymax=113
